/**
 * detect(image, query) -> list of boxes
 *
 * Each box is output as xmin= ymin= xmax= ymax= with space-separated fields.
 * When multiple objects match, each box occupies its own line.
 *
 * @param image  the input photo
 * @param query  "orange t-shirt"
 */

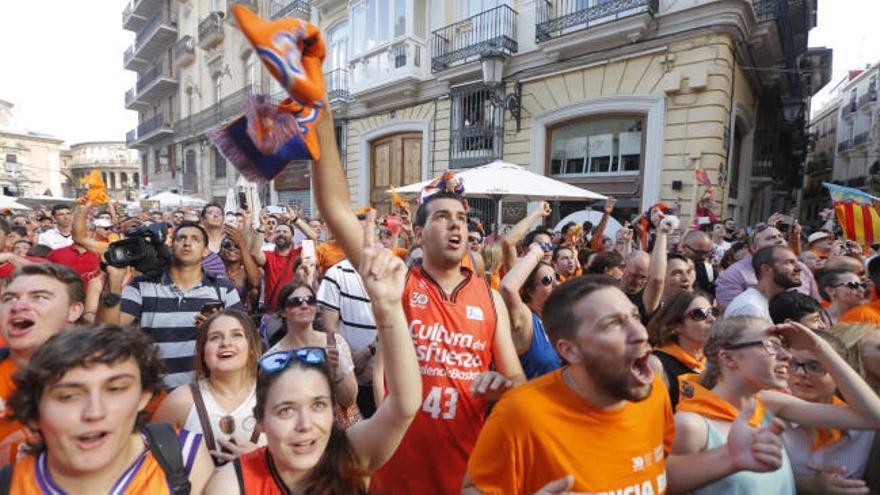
xmin=467 ymin=370 xmax=674 ymax=494
xmin=10 ymin=429 xmax=203 ymax=494
xmin=370 ymin=266 xmax=498 ymax=495
xmin=839 ymin=299 xmax=880 ymax=325
xmin=0 ymin=357 xmax=34 ymax=467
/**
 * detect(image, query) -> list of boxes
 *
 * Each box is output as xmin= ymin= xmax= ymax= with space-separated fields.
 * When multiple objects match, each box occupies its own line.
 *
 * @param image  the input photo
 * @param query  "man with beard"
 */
xmin=724 ymin=246 xmax=801 ymax=322
xmin=311 ymin=100 xmax=525 ymax=495
xmin=251 ymin=222 xmax=299 ymax=312
xmin=682 ymin=230 xmax=717 ymax=296
xmin=552 ymin=246 xmax=577 ymax=282
xmin=463 ymin=276 xmax=789 ymax=494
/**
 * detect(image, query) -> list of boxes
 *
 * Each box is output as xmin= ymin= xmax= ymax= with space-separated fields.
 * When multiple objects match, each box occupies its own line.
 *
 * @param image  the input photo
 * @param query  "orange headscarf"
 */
xmin=656 ymin=343 xmax=705 ymax=373
xmin=676 ymin=373 xmax=765 ymax=428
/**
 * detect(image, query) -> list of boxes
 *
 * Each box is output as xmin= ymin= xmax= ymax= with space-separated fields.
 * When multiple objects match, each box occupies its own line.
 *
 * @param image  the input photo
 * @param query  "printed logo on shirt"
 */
xmin=410 ymin=292 xmax=429 ymax=308
xmin=466 ymin=306 xmax=484 ymax=321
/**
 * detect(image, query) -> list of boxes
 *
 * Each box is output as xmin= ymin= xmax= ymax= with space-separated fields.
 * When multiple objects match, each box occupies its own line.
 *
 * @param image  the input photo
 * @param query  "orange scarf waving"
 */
xmin=813 ymin=396 xmax=847 ymax=452
xmin=656 ymin=343 xmax=705 ymax=372
xmin=676 ymin=374 xmax=765 ymax=428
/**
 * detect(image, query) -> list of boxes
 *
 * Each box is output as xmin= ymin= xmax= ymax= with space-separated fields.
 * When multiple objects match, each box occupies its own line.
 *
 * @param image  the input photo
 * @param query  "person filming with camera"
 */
xmin=97 ymin=221 xmax=243 ymax=388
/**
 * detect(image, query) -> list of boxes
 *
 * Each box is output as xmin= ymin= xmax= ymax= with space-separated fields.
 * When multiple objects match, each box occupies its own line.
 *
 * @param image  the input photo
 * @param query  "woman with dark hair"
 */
xmin=499 ymin=243 xmax=562 ymax=379
xmin=647 ymin=291 xmax=717 ymax=407
xmin=672 ymin=316 xmax=880 ymax=494
xmin=153 ymin=309 xmax=267 ymax=465
xmin=219 ymin=224 xmax=261 ymax=312
xmin=205 ymin=224 xmax=421 ymax=494
xmin=268 ymin=282 xmax=358 ymax=411
xmin=6 ymin=325 xmax=214 ymax=493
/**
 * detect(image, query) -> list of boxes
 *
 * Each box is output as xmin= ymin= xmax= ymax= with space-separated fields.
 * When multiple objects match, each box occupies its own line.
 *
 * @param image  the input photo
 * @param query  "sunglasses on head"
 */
xmin=686 ymin=306 xmax=719 ymax=321
xmin=259 ymin=347 xmax=327 ymax=373
xmin=286 ymin=295 xmax=317 ymax=308
xmin=539 ymin=273 xmax=561 ymax=286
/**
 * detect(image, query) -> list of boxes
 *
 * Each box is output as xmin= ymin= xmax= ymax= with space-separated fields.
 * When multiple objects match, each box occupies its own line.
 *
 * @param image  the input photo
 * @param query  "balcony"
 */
xmin=853 ymin=131 xmax=870 ymax=148
xmin=269 ymin=0 xmax=309 ymax=19
xmin=751 ymin=0 xmax=778 ymax=23
xmin=133 ymin=9 xmax=178 ymax=62
xmin=349 ymin=36 xmax=429 ymax=103
xmin=325 ymin=68 xmax=350 ymax=102
xmin=751 ymin=158 xmax=773 ymax=181
xmin=858 ymin=90 xmax=877 ymax=110
xmin=174 ymin=85 xmax=254 ymax=139
xmin=122 ymin=1 xmax=148 ymax=32
xmin=838 ymin=139 xmax=852 ymax=153
xmin=431 ymin=5 xmax=518 ymax=73
xmin=536 ymin=0 xmax=658 ymax=44
xmin=128 ymin=62 xmax=178 ymax=109
xmin=842 ymin=101 xmax=857 ymax=119
xmin=126 ymin=129 xmax=137 ymax=146
xmin=174 ymin=35 xmax=195 ymax=67
xmin=134 ymin=113 xmax=174 ymax=145
xmin=227 ymin=0 xmax=258 ymax=16
xmin=123 ymin=44 xmax=150 ymax=72
xmin=198 ymin=12 xmax=225 ymax=49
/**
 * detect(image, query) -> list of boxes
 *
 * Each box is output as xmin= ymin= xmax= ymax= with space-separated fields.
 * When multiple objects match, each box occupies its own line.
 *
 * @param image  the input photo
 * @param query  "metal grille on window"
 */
xmin=449 ymin=82 xmax=503 ymax=169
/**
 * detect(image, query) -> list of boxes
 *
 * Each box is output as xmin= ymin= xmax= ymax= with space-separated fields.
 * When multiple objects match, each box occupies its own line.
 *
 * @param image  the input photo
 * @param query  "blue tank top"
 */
xmin=691 ymin=414 xmax=796 ymax=495
xmin=518 ymin=312 xmax=561 ymax=380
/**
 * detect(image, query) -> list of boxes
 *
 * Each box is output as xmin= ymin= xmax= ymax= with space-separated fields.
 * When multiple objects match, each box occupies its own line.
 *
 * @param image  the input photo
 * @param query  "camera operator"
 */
xmin=96 ymin=221 xmax=243 ymax=388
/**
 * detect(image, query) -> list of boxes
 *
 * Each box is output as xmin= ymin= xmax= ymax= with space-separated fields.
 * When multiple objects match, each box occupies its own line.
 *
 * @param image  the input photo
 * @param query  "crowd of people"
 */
xmin=0 ymin=102 xmax=876 ymax=494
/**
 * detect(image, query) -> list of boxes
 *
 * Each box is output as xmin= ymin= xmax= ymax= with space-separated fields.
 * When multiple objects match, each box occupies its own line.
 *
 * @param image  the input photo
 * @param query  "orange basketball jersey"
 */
xmin=9 ymin=429 xmax=202 ymax=494
xmin=371 ymin=266 xmax=497 ymax=495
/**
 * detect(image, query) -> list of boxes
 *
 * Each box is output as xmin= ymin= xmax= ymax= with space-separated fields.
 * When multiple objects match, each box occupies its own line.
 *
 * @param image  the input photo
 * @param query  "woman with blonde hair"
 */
xmin=832 ymin=323 xmax=880 ymax=392
xmin=481 ymin=241 xmax=503 ymax=290
xmin=672 ymin=316 xmax=880 ymax=494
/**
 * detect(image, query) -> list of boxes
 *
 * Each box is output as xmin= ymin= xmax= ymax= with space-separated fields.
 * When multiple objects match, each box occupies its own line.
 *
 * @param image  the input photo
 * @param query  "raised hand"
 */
xmin=727 ymin=398 xmax=785 ymax=472
xmin=359 ymin=210 xmax=407 ymax=308
xmin=603 ymin=196 xmax=616 ymax=215
xmin=470 ymin=371 xmax=513 ymax=402
xmin=326 ymin=330 xmax=340 ymax=379
xmin=769 ymin=321 xmax=821 ymax=354
xmin=539 ymin=201 xmax=552 ymax=217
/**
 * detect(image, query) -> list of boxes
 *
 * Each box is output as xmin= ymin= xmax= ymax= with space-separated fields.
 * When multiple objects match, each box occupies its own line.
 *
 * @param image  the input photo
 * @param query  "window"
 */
xmin=549 ymin=117 xmax=643 ymax=176
xmin=245 ymin=52 xmax=257 ymax=93
xmin=327 ymin=22 xmax=349 ymax=71
xmin=214 ymin=77 xmax=222 ymax=104
xmin=154 ymin=149 xmax=161 ymax=174
xmin=133 ymin=172 xmax=139 ymax=185
xmin=4 ymin=154 xmax=16 ymax=164
xmin=449 ymin=83 xmax=502 ymax=168
xmin=214 ymin=148 xmax=226 ymax=178
xmin=110 ymin=173 xmax=117 ymax=190
xmin=351 ymin=0 xmax=407 ymax=55
xmin=121 ymin=172 xmax=128 ymax=187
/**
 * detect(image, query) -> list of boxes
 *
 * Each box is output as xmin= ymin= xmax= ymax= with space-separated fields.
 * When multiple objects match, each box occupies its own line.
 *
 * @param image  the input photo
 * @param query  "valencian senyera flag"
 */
xmin=822 ymin=182 xmax=880 ymax=246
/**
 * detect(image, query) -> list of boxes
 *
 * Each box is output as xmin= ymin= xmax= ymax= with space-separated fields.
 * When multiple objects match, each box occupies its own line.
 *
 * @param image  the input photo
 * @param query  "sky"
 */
xmin=0 ymin=0 xmax=876 ymax=145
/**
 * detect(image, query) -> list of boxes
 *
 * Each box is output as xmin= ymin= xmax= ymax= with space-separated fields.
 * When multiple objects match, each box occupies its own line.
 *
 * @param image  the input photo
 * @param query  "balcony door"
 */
xmin=370 ymin=132 xmax=422 ymax=215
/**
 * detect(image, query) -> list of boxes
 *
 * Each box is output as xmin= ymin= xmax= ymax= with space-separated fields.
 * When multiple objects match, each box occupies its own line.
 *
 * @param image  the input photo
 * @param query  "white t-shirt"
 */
xmin=712 ymin=240 xmax=731 ymax=264
xmin=724 ymin=287 xmax=772 ymax=322
xmin=37 ymin=228 xmax=73 ymax=250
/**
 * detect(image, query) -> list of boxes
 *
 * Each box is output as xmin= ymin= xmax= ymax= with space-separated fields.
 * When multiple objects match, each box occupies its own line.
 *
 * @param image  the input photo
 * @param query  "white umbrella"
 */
xmin=0 ymin=196 xmax=30 ymax=210
xmin=147 ymin=191 xmax=209 ymax=209
xmin=394 ymin=160 xmax=606 ymax=232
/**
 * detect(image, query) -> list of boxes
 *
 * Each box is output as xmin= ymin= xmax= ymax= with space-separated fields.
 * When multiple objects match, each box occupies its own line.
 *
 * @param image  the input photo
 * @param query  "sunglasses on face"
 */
xmin=538 ymin=242 xmax=554 ymax=251
xmin=221 ymin=239 xmax=238 ymax=250
xmin=833 ymin=281 xmax=868 ymax=291
xmin=259 ymin=347 xmax=327 ymax=373
xmin=790 ymin=359 xmax=827 ymax=377
xmin=539 ymin=273 xmax=561 ymax=286
xmin=723 ymin=337 xmax=787 ymax=355
xmin=468 ymin=236 xmax=482 ymax=244
xmin=686 ymin=306 xmax=719 ymax=321
xmin=286 ymin=295 xmax=317 ymax=308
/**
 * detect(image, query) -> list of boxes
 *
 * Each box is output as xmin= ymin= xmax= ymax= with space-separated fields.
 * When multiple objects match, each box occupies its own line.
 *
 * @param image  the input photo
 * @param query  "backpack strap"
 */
xmin=145 ymin=423 xmax=191 ymax=495
xmin=0 ymin=465 xmax=11 ymax=495
xmin=205 ymin=273 xmax=225 ymax=308
xmin=188 ymin=383 xmax=217 ymax=453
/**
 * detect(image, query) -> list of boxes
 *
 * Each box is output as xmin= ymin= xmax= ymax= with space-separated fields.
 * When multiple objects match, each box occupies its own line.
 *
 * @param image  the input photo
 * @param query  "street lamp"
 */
xmin=480 ymin=53 xmax=523 ymax=132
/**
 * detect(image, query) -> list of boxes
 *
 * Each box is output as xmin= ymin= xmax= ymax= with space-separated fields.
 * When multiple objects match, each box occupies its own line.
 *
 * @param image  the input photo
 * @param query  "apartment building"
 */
xmin=0 ymin=99 xmax=68 ymax=198
xmin=801 ymin=98 xmax=838 ymax=221
xmin=69 ymin=142 xmax=141 ymax=202
xmin=309 ymin=0 xmax=828 ymax=228
xmin=833 ymin=65 xmax=880 ymax=195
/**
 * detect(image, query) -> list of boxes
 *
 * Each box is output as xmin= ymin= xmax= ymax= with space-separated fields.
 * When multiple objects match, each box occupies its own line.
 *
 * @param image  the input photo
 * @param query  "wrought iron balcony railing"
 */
xmin=126 ymin=129 xmax=137 ymax=145
xmin=174 ymin=35 xmax=195 ymax=64
xmin=137 ymin=113 xmax=172 ymax=138
xmin=858 ymin=90 xmax=877 ymax=109
xmin=853 ymin=131 xmax=870 ymax=147
xmin=136 ymin=62 xmax=174 ymax=93
xmin=174 ymin=85 xmax=254 ymax=138
xmin=125 ymin=88 xmax=136 ymax=107
xmin=838 ymin=139 xmax=852 ymax=153
xmin=269 ymin=0 xmax=309 ymax=19
xmin=227 ymin=0 xmax=257 ymax=15
xmin=842 ymin=100 xmax=857 ymax=119
xmin=325 ymin=68 xmax=350 ymax=102
xmin=752 ymin=159 xmax=773 ymax=179
xmin=536 ymin=0 xmax=658 ymax=43
xmin=136 ymin=9 xmax=174 ymax=48
xmin=751 ymin=0 xmax=778 ymax=22
xmin=198 ymin=11 xmax=225 ymax=48
xmin=431 ymin=5 xmax=518 ymax=72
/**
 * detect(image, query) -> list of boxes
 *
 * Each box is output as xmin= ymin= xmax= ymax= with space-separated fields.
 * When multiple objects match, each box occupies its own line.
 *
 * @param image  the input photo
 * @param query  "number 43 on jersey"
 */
xmin=422 ymin=386 xmax=458 ymax=420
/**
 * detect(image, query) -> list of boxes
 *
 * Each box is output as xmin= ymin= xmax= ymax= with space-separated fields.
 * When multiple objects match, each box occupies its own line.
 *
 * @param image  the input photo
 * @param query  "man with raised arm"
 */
xmin=312 ymin=100 xmax=526 ymax=495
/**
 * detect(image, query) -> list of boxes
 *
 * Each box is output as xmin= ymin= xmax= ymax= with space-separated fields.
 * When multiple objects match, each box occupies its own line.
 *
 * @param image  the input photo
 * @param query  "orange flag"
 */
xmin=78 ymin=170 xmax=110 ymax=205
xmin=390 ymin=185 xmax=410 ymax=213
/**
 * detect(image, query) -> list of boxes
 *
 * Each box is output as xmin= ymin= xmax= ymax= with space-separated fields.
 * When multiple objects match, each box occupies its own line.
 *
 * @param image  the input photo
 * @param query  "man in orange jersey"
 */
xmin=0 ymin=263 xmax=85 ymax=466
xmin=3 ymin=325 xmax=214 ymax=493
xmin=312 ymin=101 xmax=526 ymax=495
xmin=463 ymin=276 xmax=788 ymax=494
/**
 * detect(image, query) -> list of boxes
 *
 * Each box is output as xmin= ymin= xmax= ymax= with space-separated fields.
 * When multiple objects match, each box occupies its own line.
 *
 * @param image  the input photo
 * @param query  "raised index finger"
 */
xmin=363 ymin=209 xmax=377 ymax=247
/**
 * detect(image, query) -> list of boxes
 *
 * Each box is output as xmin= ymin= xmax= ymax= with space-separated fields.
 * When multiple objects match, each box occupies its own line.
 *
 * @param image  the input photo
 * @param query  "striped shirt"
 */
xmin=121 ymin=270 xmax=242 ymax=388
xmin=316 ymin=259 xmax=377 ymax=356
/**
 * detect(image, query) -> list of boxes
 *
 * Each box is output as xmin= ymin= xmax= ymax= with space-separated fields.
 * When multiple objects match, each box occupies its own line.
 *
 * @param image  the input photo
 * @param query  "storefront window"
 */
xmin=549 ymin=117 xmax=642 ymax=176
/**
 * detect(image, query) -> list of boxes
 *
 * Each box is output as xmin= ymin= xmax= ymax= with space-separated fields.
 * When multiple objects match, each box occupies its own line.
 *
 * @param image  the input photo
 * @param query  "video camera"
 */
xmin=104 ymin=222 xmax=172 ymax=276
